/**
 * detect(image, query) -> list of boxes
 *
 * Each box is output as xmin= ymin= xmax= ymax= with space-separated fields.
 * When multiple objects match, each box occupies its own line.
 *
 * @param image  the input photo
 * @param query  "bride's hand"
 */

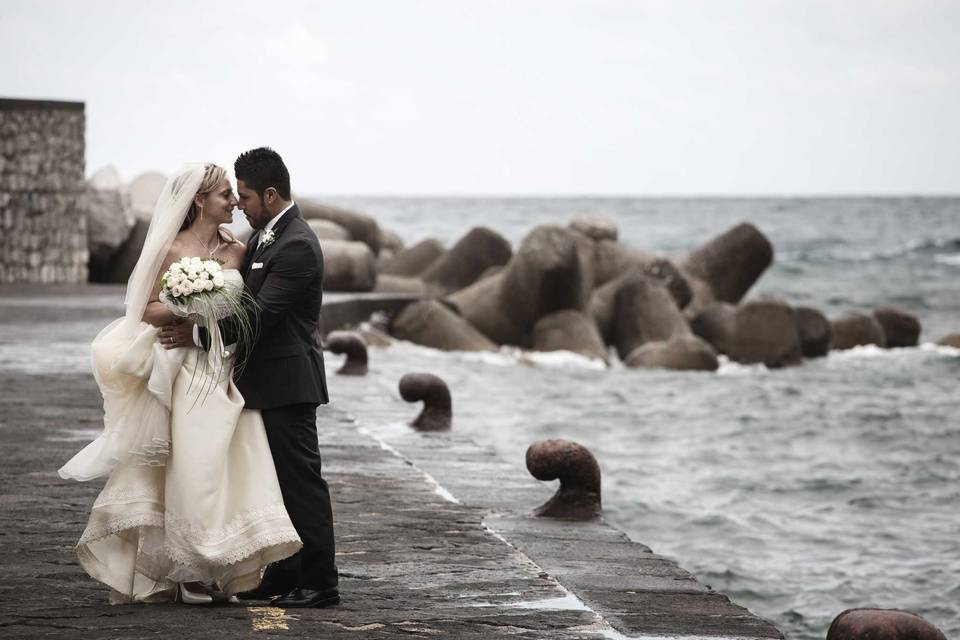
xmin=158 ymin=318 xmax=196 ymax=350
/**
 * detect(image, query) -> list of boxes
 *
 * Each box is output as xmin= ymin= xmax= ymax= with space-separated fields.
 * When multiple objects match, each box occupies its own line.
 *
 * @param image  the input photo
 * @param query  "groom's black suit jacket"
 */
xmin=208 ymin=205 xmax=329 ymax=410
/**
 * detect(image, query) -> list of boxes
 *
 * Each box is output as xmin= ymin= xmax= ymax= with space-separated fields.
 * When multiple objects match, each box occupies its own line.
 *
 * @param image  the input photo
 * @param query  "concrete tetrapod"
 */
xmin=612 ymin=273 xmax=690 ymax=361
xmin=794 ymin=306 xmax=832 ymax=358
xmin=321 ymin=240 xmax=377 ymax=292
xmin=569 ymin=213 xmax=618 ymax=242
xmin=377 ymin=227 xmax=405 ymax=254
xmin=325 ymin=331 xmax=368 ymax=376
xmin=590 ymin=264 xmax=693 ymax=346
xmin=399 ymin=373 xmax=451 ymax=431
xmin=873 ymin=306 xmax=921 ymax=348
xmin=89 ymin=164 xmax=123 ymax=190
xmin=420 ymin=226 xmax=513 ymax=294
xmin=725 ymin=298 xmax=802 ymax=368
xmin=380 ymin=238 xmax=446 ymax=277
xmin=826 ymin=608 xmax=947 ymax=640
xmin=391 ymin=300 xmax=498 ymax=352
xmin=298 ymin=198 xmax=382 ymax=255
xmin=446 ymin=272 xmax=527 ymax=347
xmin=86 ymin=188 xmax=134 ymax=283
xmin=689 ymin=302 xmax=737 ymax=355
xmin=624 ymin=336 xmax=719 ymax=371
xmin=499 ymin=225 xmax=590 ymax=335
xmin=307 ymin=218 xmax=350 ymax=241
xmin=938 ymin=333 xmax=960 ymax=348
xmin=526 ymin=439 xmax=601 ymax=519
xmin=682 ymin=222 xmax=774 ymax=309
xmin=591 ymin=242 xmax=692 ymax=308
xmin=126 ymin=171 xmax=167 ymax=221
xmin=106 ymin=219 xmax=150 ymax=283
xmin=373 ymin=274 xmax=428 ymax=295
xmin=532 ymin=309 xmax=608 ymax=363
xmin=830 ymin=313 xmax=887 ymax=350
xmin=592 ymin=240 xmax=654 ymax=287
xmin=447 ymin=226 xmax=598 ymax=347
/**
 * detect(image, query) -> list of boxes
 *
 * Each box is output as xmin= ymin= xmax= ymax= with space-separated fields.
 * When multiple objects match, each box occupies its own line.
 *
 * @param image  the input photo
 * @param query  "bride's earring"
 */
xmin=198 ymin=205 xmax=204 ymax=222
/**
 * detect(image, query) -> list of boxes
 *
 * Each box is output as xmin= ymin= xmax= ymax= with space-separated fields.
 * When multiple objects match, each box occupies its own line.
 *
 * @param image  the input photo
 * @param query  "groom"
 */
xmin=159 ymin=147 xmax=339 ymax=608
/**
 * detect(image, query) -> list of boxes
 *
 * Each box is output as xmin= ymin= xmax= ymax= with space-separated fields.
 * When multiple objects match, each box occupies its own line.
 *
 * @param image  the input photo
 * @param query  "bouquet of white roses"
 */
xmin=158 ymin=256 xmax=236 ymax=328
xmin=160 ymin=256 xmax=226 ymax=306
xmin=157 ymin=256 xmax=260 ymax=397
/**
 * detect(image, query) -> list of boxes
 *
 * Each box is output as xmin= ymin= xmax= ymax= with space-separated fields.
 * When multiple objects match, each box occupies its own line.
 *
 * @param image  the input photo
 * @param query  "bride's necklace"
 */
xmin=190 ymin=227 xmax=223 ymax=259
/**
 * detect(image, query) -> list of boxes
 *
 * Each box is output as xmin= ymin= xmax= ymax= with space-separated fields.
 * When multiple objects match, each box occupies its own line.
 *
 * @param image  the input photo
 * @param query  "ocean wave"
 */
xmin=388 ymin=340 xmax=608 ymax=370
xmin=780 ymin=236 xmax=960 ymax=264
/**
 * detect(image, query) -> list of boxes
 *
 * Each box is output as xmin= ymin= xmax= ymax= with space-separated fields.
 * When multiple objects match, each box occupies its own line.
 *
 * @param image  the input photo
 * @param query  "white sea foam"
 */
xmin=827 ymin=342 xmax=959 ymax=361
xmin=920 ymin=342 xmax=960 ymax=356
xmin=389 ymin=340 xmax=607 ymax=370
xmin=517 ymin=349 xmax=607 ymax=370
xmin=716 ymin=356 xmax=768 ymax=376
xmin=828 ymin=344 xmax=889 ymax=359
xmin=934 ymin=253 xmax=960 ymax=266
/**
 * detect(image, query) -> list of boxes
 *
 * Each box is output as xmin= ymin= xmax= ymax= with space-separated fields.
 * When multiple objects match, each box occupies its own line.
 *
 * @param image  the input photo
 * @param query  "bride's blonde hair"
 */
xmin=179 ymin=163 xmax=227 ymax=231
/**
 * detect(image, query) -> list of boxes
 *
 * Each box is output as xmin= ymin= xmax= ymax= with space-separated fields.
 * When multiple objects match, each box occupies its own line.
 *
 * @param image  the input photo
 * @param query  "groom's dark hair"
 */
xmin=234 ymin=147 xmax=292 ymax=201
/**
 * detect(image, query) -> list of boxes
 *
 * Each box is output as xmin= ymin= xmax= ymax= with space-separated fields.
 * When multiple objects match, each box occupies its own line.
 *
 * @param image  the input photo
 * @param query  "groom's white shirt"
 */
xmin=259 ymin=201 xmax=296 ymax=246
xmin=191 ymin=202 xmax=296 ymax=347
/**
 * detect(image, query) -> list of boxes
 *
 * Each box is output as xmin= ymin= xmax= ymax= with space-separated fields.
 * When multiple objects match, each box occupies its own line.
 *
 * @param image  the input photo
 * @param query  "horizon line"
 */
xmin=302 ymin=192 xmax=960 ymax=199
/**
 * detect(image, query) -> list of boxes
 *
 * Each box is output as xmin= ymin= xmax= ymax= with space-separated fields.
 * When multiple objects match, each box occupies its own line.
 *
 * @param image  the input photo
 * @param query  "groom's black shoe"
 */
xmin=273 ymin=587 xmax=341 ymax=608
xmin=235 ymin=563 xmax=297 ymax=601
xmin=234 ymin=585 xmax=285 ymax=602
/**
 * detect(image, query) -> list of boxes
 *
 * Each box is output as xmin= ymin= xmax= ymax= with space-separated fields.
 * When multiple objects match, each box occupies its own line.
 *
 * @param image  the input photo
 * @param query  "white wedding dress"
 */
xmin=60 ymin=269 xmax=301 ymax=602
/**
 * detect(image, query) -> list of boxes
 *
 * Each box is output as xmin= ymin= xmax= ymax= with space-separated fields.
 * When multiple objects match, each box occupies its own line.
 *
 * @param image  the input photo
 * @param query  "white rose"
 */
xmin=203 ymin=279 xmax=214 ymax=291
xmin=180 ymin=257 xmax=191 ymax=267
xmin=171 ymin=284 xmax=183 ymax=297
xmin=198 ymin=270 xmax=210 ymax=280
xmin=186 ymin=267 xmax=199 ymax=279
xmin=204 ymin=260 xmax=220 ymax=274
xmin=191 ymin=256 xmax=203 ymax=266
xmin=169 ymin=263 xmax=183 ymax=275
xmin=212 ymin=275 xmax=225 ymax=287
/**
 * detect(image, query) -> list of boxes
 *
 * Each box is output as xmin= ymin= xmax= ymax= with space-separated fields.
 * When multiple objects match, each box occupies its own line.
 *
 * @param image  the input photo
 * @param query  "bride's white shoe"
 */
xmin=177 ymin=582 xmax=214 ymax=605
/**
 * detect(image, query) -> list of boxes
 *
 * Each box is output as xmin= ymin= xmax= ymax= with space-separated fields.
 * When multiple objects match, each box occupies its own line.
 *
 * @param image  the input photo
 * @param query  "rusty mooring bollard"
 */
xmin=525 ymin=439 xmax=601 ymax=519
xmin=827 ymin=608 xmax=947 ymax=640
xmin=326 ymin=331 xmax=368 ymax=376
xmin=398 ymin=373 xmax=452 ymax=431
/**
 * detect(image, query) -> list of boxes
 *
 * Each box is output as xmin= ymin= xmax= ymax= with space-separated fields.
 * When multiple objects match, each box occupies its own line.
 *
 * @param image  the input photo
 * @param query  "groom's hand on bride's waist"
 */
xmin=158 ymin=318 xmax=196 ymax=350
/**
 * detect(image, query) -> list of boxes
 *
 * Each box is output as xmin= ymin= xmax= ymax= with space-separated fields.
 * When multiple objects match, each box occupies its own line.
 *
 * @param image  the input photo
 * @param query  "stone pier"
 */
xmin=0 ymin=285 xmax=784 ymax=639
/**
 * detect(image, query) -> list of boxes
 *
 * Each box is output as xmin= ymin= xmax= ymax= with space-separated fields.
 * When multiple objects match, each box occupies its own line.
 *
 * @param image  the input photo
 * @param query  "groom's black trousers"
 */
xmin=261 ymin=403 xmax=339 ymax=591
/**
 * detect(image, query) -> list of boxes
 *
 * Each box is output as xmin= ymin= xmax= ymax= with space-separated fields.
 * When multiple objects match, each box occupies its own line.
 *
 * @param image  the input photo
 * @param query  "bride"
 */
xmin=59 ymin=163 xmax=301 ymax=604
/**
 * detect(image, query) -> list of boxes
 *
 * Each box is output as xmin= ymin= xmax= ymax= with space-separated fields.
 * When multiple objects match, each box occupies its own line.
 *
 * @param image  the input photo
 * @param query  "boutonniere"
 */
xmin=261 ymin=229 xmax=276 ymax=247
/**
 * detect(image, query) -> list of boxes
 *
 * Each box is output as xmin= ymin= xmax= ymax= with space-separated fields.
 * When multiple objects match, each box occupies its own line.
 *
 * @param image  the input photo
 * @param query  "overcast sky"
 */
xmin=2 ymin=0 xmax=959 ymax=195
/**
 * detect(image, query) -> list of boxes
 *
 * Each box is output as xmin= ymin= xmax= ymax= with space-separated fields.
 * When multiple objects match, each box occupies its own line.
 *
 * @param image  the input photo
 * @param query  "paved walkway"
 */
xmin=0 ymin=286 xmax=783 ymax=639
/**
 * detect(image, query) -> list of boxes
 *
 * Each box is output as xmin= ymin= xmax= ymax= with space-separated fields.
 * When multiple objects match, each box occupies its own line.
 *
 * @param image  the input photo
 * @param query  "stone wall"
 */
xmin=0 ymin=98 xmax=87 ymax=284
